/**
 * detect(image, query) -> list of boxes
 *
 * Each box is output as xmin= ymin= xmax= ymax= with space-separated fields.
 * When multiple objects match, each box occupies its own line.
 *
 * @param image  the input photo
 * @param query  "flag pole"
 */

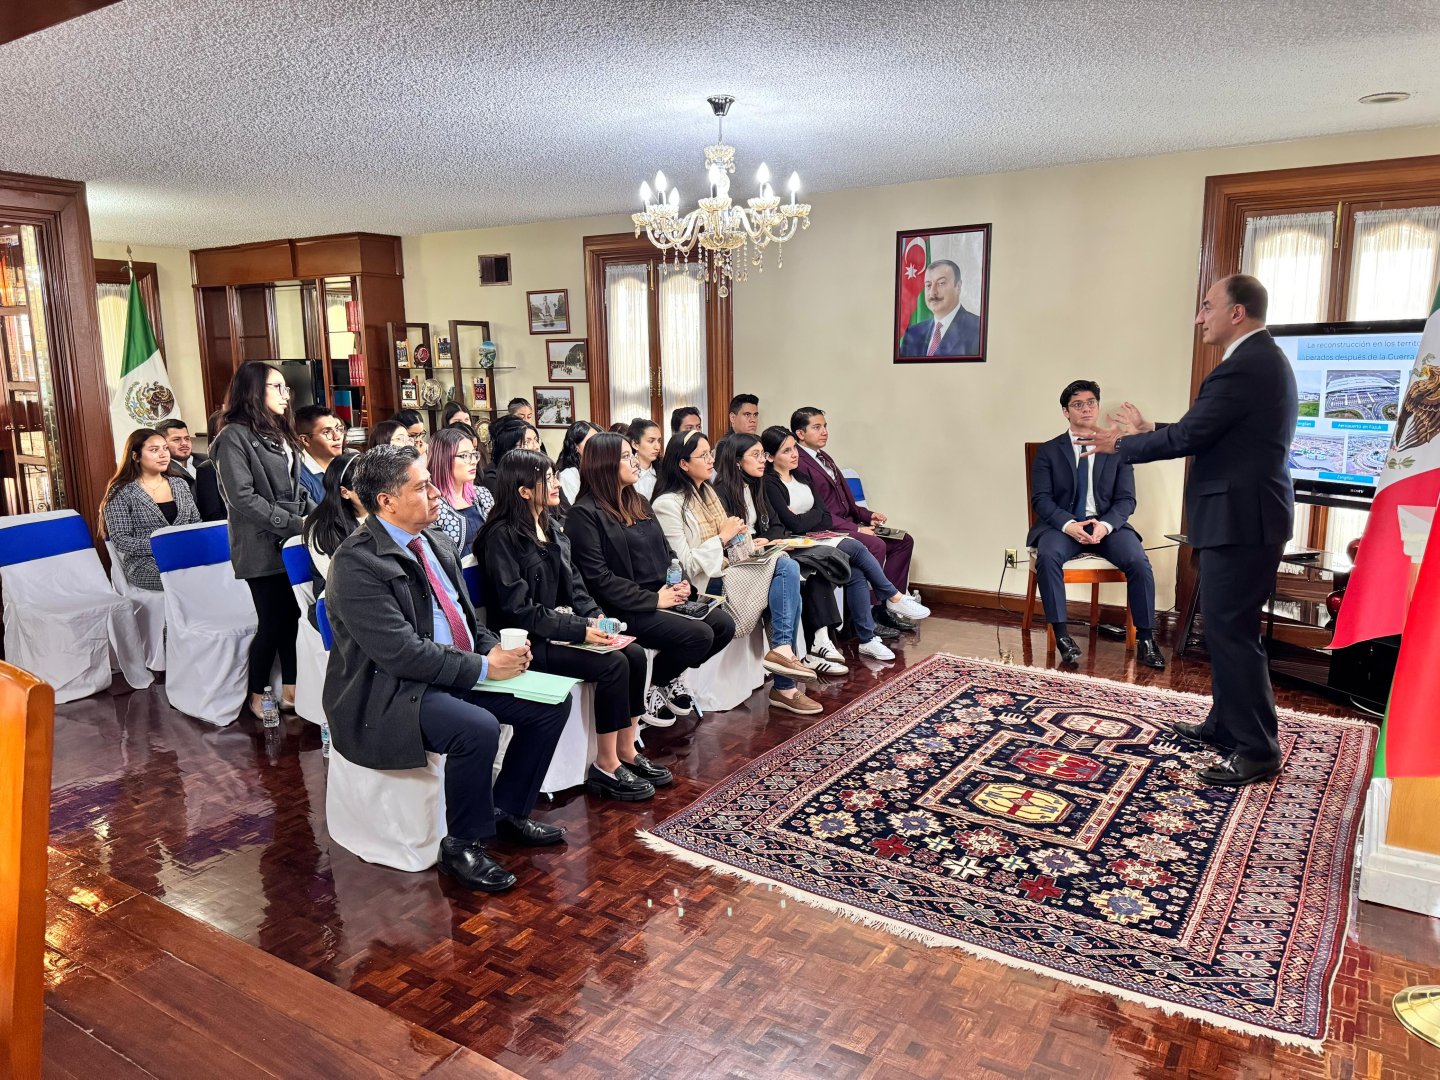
xmin=125 ymin=245 xmax=134 ymax=278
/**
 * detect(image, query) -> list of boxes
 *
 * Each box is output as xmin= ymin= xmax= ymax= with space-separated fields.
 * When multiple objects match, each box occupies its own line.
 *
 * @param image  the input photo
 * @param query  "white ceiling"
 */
xmin=2 ymin=0 xmax=1438 ymax=248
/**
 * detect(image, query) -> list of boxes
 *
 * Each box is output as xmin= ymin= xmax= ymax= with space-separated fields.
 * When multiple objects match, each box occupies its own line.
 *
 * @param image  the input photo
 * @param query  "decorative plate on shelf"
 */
xmin=419 ymin=378 xmax=445 ymax=408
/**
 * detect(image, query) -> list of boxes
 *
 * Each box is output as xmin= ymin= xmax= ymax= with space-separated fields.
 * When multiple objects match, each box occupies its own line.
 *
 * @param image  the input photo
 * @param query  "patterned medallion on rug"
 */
xmin=641 ymin=654 xmax=1376 ymax=1047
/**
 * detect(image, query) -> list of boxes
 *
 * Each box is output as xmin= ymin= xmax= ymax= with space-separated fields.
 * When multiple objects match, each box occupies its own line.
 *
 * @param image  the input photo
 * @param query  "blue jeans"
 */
xmin=768 ymin=556 xmax=802 ymax=690
xmin=838 ymin=536 xmax=895 ymax=643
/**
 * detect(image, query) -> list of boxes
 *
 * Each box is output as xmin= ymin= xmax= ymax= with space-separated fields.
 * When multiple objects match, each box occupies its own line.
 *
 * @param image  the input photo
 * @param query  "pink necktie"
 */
xmin=407 ymin=537 xmax=472 ymax=652
xmin=926 ymin=320 xmax=944 ymax=356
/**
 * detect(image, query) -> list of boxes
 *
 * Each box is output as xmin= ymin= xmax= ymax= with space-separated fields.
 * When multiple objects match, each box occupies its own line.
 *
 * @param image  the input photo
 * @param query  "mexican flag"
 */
xmin=897 ymin=236 xmax=932 ymax=341
xmin=109 ymin=274 xmax=179 ymax=449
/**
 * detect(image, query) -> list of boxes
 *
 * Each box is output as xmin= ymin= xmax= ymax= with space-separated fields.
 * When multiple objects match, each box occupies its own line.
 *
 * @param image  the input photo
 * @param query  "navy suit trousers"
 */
xmin=1034 ymin=527 xmax=1155 ymax=630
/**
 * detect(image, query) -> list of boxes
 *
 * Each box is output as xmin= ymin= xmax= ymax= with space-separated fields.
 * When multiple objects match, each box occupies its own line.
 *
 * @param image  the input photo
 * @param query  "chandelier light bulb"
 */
xmin=788 ymin=171 xmax=801 ymax=206
xmin=761 ymin=182 xmax=773 ymax=200
xmin=655 ymin=171 xmax=668 ymax=194
xmin=669 ymin=187 xmax=680 ymax=209
xmin=639 ymin=181 xmax=652 ymax=206
xmin=755 ymin=162 xmax=771 ymax=186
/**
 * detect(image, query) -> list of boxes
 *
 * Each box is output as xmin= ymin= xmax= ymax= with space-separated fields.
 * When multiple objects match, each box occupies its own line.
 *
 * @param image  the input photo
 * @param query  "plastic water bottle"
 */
xmin=597 ymin=617 xmax=626 ymax=636
xmin=665 ymin=559 xmax=683 ymax=587
xmin=261 ymin=685 xmax=280 ymax=728
xmin=320 ymin=723 xmax=331 ymax=759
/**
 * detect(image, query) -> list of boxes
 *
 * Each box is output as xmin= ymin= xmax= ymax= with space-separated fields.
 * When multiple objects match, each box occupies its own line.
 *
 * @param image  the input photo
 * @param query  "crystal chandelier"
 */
xmin=632 ymin=95 xmax=811 ymax=296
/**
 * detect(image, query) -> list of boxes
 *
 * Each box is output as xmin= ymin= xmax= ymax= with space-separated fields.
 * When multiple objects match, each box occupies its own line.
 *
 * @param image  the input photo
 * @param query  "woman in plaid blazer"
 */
xmin=101 ymin=428 xmax=201 ymax=590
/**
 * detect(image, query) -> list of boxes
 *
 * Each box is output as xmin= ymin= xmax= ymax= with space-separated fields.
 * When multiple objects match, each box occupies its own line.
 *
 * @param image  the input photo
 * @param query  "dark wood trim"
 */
xmin=93 ymin=258 xmax=167 ymax=370
xmin=190 ymin=232 xmax=403 ymax=288
xmin=1 ymin=0 xmax=121 ymax=45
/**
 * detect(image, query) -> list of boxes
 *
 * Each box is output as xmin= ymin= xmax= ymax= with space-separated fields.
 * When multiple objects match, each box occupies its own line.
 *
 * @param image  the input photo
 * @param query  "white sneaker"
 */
xmin=802 ymin=653 xmax=850 ymax=677
xmin=858 ymin=638 xmax=896 ymax=661
xmin=887 ymin=594 xmax=930 ymax=621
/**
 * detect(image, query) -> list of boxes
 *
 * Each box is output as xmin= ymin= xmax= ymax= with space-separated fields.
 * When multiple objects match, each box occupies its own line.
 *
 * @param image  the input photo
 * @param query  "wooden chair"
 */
xmin=1019 ymin=441 xmax=1136 ymax=651
xmin=1 ymin=661 xmax=54 ymax=1079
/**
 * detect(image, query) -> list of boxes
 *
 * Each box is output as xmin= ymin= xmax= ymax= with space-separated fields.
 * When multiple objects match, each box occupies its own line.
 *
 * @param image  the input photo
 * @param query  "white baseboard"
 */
xmin=1360 ymin=843 xmax=1440 ymax=917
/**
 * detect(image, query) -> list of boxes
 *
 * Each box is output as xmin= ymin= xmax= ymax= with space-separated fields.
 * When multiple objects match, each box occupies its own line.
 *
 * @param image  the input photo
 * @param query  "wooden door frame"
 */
xmin=0 ymin=170 xmax=113 ymax=535
xmin=582 ymin=232 xmax=733 ymax=433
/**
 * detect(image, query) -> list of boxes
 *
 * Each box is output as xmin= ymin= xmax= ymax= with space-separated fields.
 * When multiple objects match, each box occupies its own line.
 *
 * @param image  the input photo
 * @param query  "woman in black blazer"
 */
xmin=477 ymin=450 xmax=667 ymax=802
xmin=564 ymin=433 xmax=736 ymax=726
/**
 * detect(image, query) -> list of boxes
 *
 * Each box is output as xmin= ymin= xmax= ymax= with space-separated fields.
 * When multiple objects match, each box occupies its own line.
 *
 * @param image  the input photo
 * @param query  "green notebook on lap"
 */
xmin=472 ymin=670 xmax=579 ymax=705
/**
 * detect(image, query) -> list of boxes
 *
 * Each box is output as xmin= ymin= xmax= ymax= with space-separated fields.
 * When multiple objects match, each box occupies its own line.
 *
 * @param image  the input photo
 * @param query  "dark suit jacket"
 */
xmin=1119 ymin=330 xmax=1297 ymax=549
xmin=1026 ymin=432 xmax=1140 ymax=548
xmin=323 ymin=515 xmax=498 ymax=770
xmin=564 ymin=494 xmax=679 ymax=617
xmin=793 ymin=448 xmax=873 ymax=535
xmin=193 ymin=460 xmax=226 ymax=521
xmin=899 ymin=306 xmax=982 ymax=357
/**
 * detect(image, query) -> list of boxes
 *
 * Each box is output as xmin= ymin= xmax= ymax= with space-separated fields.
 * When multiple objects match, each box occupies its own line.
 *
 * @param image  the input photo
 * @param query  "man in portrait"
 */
xmin=899 ymin=258 xmax=982 ymax=358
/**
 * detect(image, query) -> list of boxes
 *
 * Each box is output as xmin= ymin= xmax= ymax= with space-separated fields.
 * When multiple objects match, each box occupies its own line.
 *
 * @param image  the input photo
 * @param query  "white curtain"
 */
xmin=658 ymin=265 xmax=707 ymax=425
xmin=1347 ymin=206 xmax=1440 ymax=320
xmin=96 ymin=282 xmax=129 ymax=394
xmin=605 ymin=262 xmax=651 ymax=423
xmin=1240 ymin=211 xmax=1334 ymax=325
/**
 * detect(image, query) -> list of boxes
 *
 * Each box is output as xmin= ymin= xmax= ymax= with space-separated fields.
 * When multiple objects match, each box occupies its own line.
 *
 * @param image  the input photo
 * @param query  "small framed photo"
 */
xmin=546 ymin=338 xmax=588 ymax=381
xmin=533 ymin=385 xmax=575 ymax=428
xmin=527 ymin=289 xmax=570 ymax=334
xmin=893 ymin=223 xmax=991 ymax=364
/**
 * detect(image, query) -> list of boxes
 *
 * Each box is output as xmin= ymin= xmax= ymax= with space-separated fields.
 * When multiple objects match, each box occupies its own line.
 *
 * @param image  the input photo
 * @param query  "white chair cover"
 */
xmin=539 ymin=682 xmax=598 ymax=796
xmin=326 ymin=746 xmax=447 ymax=871
xmin=152 ymin=521 xmax=256 ymax=726
xmin=106 ymin=539 xmax=167 ymax=671
xmin=688 ymin=624 xmax=767 ymax=712
xmin=0 ymin=510 xmax=152 ymax=703
xmin=282 ymin=537 xmax=327 ymax=727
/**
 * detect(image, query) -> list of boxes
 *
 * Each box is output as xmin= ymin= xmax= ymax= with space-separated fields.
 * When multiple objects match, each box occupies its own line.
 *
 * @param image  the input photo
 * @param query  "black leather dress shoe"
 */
xmin=438 ymin=837 xmax=516 ymax=893
xmin=1137 ymin=639 xmax=1166 ymax=670
xmin=1054 ymin=635 xmax=1082 ymax=666
xmin=624 ymin=753 xmax=674 ymax=786
xmin=1198 ymin=753 xmax=1282 ymax=787
xmin=1171 ymin=720 xmax=1208 ymax=744
xmin=871 ymin=621 xmax=902 ymax=640
xmin=495 ymin=815 xmax=567 ymax=846
xmin=585 ymin=764 xmax=655 ymax=801
xmin=873 ymin=605 xmax=916 ymax=631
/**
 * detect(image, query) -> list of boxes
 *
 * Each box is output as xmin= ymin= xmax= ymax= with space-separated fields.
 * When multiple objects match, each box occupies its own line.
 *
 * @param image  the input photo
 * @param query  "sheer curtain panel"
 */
xmin=1347 ymin=206 xmax=1440 ymax=320
xmin=604 ymin=262 xmax=651 ymax=423
xmin=96 ymin=282 xmax=128 ymax=395
xmin=658 ymin=266 xmax=707 ymax=425
xmin=1240 ymin=211 xmax=1334 ymax=325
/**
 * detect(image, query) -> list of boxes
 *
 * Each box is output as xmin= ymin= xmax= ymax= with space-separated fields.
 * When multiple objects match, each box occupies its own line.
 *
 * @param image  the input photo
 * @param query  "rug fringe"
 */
xmin=636 ymin=829 xmax=1327 ymax=1054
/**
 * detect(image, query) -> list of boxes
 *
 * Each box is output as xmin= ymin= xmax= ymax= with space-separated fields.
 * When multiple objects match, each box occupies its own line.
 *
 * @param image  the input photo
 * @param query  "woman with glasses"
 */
xmin=566 ymin=433 xmax=736 ymax=726
xmin=211 ymin=361 xmax=313 ymax=719
xmin=368 ymin=419 xmax=413 ymax=450
xmin=477 ymin=450 xmax=668 ymax=801
xmin=556 ymin=421 xmax=602 ymax=504
xmin=429 ymin=427 xmax=494 ymax=551
xmin=626 ymin=417 xmax=663 ymax=500
xmin=651 ymin=431 xmax=822 ymax=716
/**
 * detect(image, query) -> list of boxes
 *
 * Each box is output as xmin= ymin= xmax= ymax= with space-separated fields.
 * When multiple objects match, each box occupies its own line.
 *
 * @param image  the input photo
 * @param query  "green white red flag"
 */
xmin=109 ymin=274 xmax=178 ymax=448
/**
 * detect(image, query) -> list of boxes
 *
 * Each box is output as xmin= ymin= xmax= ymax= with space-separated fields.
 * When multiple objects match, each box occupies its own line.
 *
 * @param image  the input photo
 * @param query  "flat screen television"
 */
xmin=1269 ymin=319 xmax=1425 ymax=505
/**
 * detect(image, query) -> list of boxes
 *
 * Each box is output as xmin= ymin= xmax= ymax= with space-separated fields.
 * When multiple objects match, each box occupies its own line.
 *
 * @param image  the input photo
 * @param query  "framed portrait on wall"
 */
xmin=533 ymin=385 xmax=576 ymax=428
xmin=527 ymin=289 xmax=570 ymax=334
xmin=893 ymin=223 xmax=991 ymax=364
xmin=546 ymin=339 xmax=588 ymax=381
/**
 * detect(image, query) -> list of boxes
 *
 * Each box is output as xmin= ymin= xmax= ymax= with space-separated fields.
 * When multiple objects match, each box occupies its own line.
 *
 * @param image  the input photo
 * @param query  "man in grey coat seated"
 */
xmin=323 ymin=445 xmax=571 ymax=893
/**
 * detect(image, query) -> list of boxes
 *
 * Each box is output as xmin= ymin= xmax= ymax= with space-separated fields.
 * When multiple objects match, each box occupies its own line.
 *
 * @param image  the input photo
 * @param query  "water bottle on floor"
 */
xmin=320 ymin=723 xmax=331 ymax=759
xmin=666 ymin=559 xmax=683 ymax=588
xmin=261 ymin=685 xmax=280 ymax=729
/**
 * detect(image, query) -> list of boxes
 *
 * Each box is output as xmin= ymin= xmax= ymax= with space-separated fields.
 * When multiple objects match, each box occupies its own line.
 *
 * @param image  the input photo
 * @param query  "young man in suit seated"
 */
xmin=323 ymin=445 xmax=572 ymax=894
xmin=159 ymin=417 xmax=226 ymax=521
xmin=1029 ymin=380 xmax=1163 ymax=670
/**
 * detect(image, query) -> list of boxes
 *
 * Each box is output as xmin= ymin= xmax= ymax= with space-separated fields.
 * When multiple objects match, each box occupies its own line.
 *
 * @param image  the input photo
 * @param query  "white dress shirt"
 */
xmin=1222 ymin=327 xmax=1265 ymax=361
xmin=800 ymin=444 xmax=835 ymax=479
xmin=1066 ymin=432 xmax=1110 ymax=537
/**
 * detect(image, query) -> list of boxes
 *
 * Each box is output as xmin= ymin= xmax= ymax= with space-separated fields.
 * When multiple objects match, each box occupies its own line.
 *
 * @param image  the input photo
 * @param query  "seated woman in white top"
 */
xmin=301 ymin=450 xmax=366 ymax=586
xmin=626 ymin=417 xmax=663 ymax=500
xmin=101 ymin=427 xmax=202 ymax=590
xmin=650 ymin=429 xmax=822 ymax=716
xmin=556 ymin=420 xmax=602 ymax=504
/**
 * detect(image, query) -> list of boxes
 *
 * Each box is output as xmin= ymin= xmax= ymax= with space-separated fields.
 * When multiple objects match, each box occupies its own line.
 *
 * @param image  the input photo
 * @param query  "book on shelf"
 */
xmin=344 ymin=299 xmax=361 ymax=332
xmin=348 ymin=354 xmax=366 ymax=385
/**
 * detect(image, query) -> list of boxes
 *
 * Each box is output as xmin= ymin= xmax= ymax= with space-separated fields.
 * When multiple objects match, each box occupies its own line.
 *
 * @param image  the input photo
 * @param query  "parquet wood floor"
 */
xmin=47 ymin=608 xmax=1440 ymax=1079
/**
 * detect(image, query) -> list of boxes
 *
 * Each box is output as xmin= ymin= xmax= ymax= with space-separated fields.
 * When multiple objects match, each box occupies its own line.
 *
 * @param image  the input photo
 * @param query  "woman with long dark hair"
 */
xmin=652 ymin=431 xmax=821 ymax=715
xmin=369 ymin=419 xmax=412 ymax=450
xmin=477 ymin=450 xmax=668 ymax=801
xmin=301 ymin=449 xmax=365 ymax=580
xmin=565 ymin=433 xmax=736 ymax=725
xmin=478 ymin=413 xmax=543 ymax=496
xmin=626 ymin=417 xmax=663 ymax=500
xmin=101 ymin=427 xmax=201 ymax=590
xmin=759 ymin=425 xmax=928 ymax=663
xmin=555 ymin=420 xmax=601 ymax=504
xmin=429 ymin=427 xmax=494 ymax=551
xmin=211 ymin=361 xmax=313 ymax=717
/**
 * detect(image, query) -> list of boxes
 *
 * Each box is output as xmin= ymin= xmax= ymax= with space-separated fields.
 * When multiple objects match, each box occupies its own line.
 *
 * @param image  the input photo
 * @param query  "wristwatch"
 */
xmin=1114 ymin=436 xmax=1123 ymax=453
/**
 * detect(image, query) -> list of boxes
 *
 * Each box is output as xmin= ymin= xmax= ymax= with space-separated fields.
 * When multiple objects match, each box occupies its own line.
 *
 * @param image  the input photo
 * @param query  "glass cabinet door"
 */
xmin=0 ymin=224 xmax=64 ymax=514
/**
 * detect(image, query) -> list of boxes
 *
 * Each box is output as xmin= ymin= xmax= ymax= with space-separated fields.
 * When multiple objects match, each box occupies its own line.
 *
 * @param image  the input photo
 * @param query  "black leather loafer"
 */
xmin=874 ymin=605 xmax=916 ymax=631
xmin=1198 ymin=754 xmax=1283 ymax=787
xmin=585 ymin=764 xmax=655 ymax=801
xmin=495 ymin=815 xmax=567 ymax=846
xmin=624 ymin=753 xmax=674 ymax=787
xmin=1137 ymin=639 xmax=1166 ymax=670
xmin=871 ymin=621 xmax=902 ymax=640
xmin=438 ymin=837 xmax=516 ymax=893
xmin=1055 ymin=635 xmax=1082 ymax=666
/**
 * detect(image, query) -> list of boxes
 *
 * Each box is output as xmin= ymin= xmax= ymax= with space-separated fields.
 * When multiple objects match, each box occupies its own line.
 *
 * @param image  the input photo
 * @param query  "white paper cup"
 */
xmin=499 ymin=628 xmax=528 ymax=651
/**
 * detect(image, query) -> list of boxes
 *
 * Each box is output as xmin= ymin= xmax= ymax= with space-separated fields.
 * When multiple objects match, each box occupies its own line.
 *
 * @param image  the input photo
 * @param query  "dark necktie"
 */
xmin=407 ymin=537 xmax=472 ymax=651
xmin=1073 ymin=447 xmax=1090 ymax=521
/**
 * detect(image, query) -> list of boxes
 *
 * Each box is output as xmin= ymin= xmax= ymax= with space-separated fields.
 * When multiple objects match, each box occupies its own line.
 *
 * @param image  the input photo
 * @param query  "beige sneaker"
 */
xmin=768 ymin=688 xmax=823 ymax=715
xmin=763 ymin=649 xmax=817 ymax=680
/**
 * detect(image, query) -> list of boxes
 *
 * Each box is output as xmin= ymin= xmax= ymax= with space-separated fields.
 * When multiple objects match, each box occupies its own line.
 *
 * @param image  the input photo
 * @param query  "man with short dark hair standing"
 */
xmin=1083 ymin=274 xmax=1297 ymax=787
xmin=1029 ymin=379 xmax=1162 ymax=670
xmin=898 ymin=260 xmax=982 ymax=358
xmin=294 ymin=405 xmax=345 ymax=503
xmin=728 ymin=394 xmax=759 ymax=435
xmin=324 ymin=445 xmax=571 ymax=892
xmin=670 ymin=406 xmax=702 ymax=436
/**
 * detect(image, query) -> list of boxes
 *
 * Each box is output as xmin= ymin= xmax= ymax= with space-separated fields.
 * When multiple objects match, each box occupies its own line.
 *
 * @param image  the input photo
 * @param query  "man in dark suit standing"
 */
xmin=1028 ymin=379 xmax=1163 ymax=670
xmin=1082 ymin=275 xmax=1297 ymax=787
xmin=898 ymin=260 xmax=983 ymax=358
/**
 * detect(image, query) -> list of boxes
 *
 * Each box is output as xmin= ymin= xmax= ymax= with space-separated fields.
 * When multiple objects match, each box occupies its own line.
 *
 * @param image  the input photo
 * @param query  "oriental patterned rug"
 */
xmin=640 ymin=654 xmax=1375 ymax=1049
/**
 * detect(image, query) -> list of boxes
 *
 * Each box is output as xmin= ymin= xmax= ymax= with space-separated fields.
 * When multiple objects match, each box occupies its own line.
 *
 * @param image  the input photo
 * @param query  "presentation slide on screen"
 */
xmin=1274 ymin=331 xmax=1418 ymax=488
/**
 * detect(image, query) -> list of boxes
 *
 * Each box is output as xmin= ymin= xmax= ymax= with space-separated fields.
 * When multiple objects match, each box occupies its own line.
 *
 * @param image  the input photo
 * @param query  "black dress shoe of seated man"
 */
xmin=871 ymin=621 xmax=902 ymax=641
xmin=1137 ymin=639 xmax=1166 ymax=670
xmin=438 ymin=837 xmax=516 ymax=893
xmin=1198 ymin=753 xmax=1283 ymax=787
xmin=495 ymin=813 xmax=567 ymax=847
xmin=874 ymin=605 xmax=916 ymax=631
xmin=1054 ymin=635 xmax=1082 ymax=666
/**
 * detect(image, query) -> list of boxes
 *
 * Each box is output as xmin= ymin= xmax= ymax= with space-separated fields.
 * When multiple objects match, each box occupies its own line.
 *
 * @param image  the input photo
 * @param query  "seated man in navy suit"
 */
xmin=1028 ymin=380 xmax=1164 ymax=670
xmin=898 ymin=260 xmax=983 ymax=358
